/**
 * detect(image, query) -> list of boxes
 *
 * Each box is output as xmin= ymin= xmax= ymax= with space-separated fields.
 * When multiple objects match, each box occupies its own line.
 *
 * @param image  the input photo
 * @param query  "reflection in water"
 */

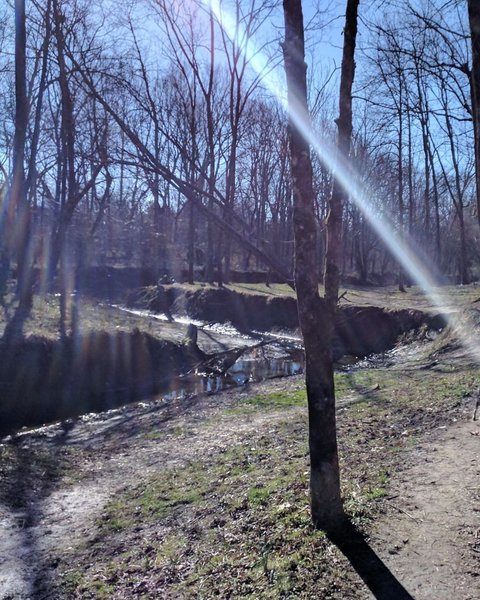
xmin=112 ymin=305 xmax=439 ymax=405
xmin=228 ymin=358 xmax=303 ymax=383
xmin=109 ymin=303 xmax=305 ymax=403
xmin=163 ymin=358 xmax=304 ymax=402
xmin=177 ymin=342 xmax=422 ymax=415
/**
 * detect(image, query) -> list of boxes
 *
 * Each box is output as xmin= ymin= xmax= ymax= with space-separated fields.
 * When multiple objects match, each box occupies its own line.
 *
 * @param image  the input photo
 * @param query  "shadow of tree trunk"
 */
xmin=329 ymin=521 xmax=415 ymax=600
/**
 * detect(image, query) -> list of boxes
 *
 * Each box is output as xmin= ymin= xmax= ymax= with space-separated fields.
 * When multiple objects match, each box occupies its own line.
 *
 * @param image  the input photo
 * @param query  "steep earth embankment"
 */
xmin=132 ymin=284 xmax=445 ymax=357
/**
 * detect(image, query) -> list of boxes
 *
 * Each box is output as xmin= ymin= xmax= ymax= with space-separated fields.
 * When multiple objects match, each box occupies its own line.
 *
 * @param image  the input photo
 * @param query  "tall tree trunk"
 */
xmin=3 ymin=0 xmax=32 ymax=342
xmin=397 ymin=73 xmax=405 ymax=292
xmin=414 ymin=58 xmax=431 ymax=249
xmin=468 ymin=0 xmax=480 ymax=227
xmin=188 ymin=200 xmax=195 ymax=284
xmin=26 ymin=0 xmax=52 ymax=199
xmin=325 ymin=0 xmax=358 ymax=309
xmin=50 ymin=0 xmax=77 ymax=285
xmin=283 ymin=0 xmax=358 ymax=531
xmin=205 ymin=13 xmax=216 ymax=285
xmin=406 ymin=103 xmax=414 ymax=237
xmin=458 ymin=206 xmax=468 ymax=284
xmin=11 ymin=0 xmax=28 ymax=252
xmin=427 ymin=135 xmax=441 ymax=264
xmin=439 ymin=74 xmax=469 ymax=284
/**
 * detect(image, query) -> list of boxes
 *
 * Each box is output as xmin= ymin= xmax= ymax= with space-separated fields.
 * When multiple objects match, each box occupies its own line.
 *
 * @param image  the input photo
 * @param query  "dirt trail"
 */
xmin=371 ymin=419 xmax=480 ymax=600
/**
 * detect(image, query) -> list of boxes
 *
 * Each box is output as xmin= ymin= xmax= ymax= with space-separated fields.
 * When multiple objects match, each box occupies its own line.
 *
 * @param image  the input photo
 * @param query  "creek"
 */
xmin=0 ymin=301 xmax=441 ymax=437
xmin=110 ymin=304 xmax=437 ymax=403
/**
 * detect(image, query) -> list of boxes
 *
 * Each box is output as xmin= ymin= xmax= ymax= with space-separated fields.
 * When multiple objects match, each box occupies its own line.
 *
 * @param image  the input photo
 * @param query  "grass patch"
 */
xmin=61 ymin=569 xmax=85 ymax=596
xmin=155 ymin=533 xmax=188 ymax=567
xmin=63 ymin=418 xmax=377 ymax=598
xmin=100 ymin=465 xmax=211 ymax=532
xmin=247 ymin=484 xmax=272 ymax=505
xmin=243 ymin=388 xmax=306 ymax=409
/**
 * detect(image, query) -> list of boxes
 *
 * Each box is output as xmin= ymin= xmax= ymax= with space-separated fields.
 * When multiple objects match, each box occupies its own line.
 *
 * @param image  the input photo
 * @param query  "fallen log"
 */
xmin=180 ymin=325 xmax=274 ymax=377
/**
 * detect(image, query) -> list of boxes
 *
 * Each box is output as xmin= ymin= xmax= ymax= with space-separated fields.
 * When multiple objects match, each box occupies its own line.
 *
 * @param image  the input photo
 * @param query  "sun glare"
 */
xmin=203 ymin=0 xmax=480 ymax=365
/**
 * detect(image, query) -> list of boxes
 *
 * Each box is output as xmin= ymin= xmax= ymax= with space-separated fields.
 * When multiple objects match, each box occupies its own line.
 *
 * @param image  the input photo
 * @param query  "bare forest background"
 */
xmin=0 ymin=0 xmax=478 ymax=297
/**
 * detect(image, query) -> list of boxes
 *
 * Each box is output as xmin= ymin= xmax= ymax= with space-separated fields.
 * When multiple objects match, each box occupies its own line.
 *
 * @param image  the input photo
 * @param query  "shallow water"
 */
xmin=161 ymin=357 xmax=305 ymax=402
xmin=109 ymin=305 xmax=305 ymax=401
xmin=111 ymin=304 xmax=438 ymax=401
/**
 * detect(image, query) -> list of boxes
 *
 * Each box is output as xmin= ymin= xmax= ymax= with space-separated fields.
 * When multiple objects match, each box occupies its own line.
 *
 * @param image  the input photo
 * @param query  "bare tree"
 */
xmin=374 ymin=27 xmax=409 ymax=290
xmin=433 ymin=67 xmax=473 ymax=284
xmin=2 ymin=0 xmax=31 ymax=341
xmin=282 ymin=0 xmax=358 ymax=531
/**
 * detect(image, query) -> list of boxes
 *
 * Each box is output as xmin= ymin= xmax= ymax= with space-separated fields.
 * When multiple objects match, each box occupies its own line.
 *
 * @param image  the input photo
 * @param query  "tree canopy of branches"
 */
xmin=0 ymin=0 xmax=478 ymax=335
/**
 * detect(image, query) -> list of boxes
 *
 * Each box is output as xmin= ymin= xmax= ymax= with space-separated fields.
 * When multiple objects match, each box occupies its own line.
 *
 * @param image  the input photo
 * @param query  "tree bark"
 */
xmin=397 ymin=70 xmax=406 ymax=292
xmin=325 ymin=0 xmax=358 ymax=310
xmin=26 ymin=0 xmax=52 ymax=198
xmin=2 ymin=0 xmax=32 ymax=342
xmin=283 ymin=0 xmax=355 ymax=532
xmin=187 ymin=200 xmax=195 ymax=284
xmin=468 ymin=0 xmax=480 ymax=227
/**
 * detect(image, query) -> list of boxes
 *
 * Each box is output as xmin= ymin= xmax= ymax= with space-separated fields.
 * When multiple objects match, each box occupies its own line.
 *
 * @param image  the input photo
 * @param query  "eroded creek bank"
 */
xmin=0 ymin=286 xmax=445 ymax=435
xmin=128 ymin=284 xmax=445 ymax=356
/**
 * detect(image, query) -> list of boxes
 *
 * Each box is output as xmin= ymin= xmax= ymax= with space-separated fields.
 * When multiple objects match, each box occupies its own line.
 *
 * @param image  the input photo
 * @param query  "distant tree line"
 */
xmin=0 ymin=0 xmax=478 ymax=318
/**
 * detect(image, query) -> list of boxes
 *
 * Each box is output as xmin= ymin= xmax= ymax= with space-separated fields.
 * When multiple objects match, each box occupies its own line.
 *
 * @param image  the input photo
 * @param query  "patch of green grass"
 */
xmin=243 ymin=388 xmax=306 ymax=409
xmin=364 ymin=487 xmax=388 ymax=501
xmin=99 ymin=504 xmax=131 ymax=532
xmin=81 ymin=433 xmax=328 ymax=597
xmin=172 ymin=425 xmax=187 ymax=437
xmin=336 ymin=365 xmax=476 ymax=415
xmin=155 ymin=534 xmax=188 ymax=567
xmin=334 ymin=370 xmax=381 ymax=398
xmin=229 ymin=368 xmax=395 ymax=416
xmin=247 ymin=484 xmax=272 ymax=505
xmin=377 ymin=468 xmax=390 ymax=486
xmin=141 ymin=481 xmax=205 ymax=518
xmin=100 ymin=466 xmax=211 ymax=533
xmin=61 ymin=569 xmax=84 ymax=595
xmin=90 ymin=579 xmax=115 ymax=598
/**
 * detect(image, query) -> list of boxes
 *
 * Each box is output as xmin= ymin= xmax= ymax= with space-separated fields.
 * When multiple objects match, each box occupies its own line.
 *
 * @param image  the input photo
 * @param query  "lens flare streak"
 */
xmin=203 ymin=0 xmax=480 ymax=365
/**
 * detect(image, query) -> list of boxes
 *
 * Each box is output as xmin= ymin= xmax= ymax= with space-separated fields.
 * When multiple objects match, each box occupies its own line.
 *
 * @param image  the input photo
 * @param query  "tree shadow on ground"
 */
xmin=329 ymin=521 xmax=415 ymax=600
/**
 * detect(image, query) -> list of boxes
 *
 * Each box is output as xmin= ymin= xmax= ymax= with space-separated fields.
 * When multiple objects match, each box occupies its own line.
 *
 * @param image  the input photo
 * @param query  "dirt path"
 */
xmin=371 ymin=419 xmax=480 ymax=600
